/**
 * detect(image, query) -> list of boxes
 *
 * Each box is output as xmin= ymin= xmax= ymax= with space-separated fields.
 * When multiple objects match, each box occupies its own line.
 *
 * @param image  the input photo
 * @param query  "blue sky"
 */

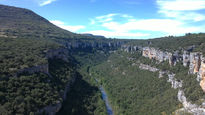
xmin=0 ymin=0 xmax=205 ymax=39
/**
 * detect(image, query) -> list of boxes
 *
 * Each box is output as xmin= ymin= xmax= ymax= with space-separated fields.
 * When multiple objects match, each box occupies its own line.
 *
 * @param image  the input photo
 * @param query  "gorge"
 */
xmin=1 ymin=4 xmax=205 ymax=115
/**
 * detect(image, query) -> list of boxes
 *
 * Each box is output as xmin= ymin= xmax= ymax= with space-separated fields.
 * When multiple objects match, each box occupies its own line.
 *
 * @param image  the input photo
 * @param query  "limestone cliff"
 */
xmin=63 ymin=40 xmax=125 ymax=50
xmin=138 ymin=63 xmax=205 ymax=114
xmin=198 ymin=58 xmax=205 ymax=92
xmin=189 ymin=52 xmax=201 ymax=74
xmin=123 ymin=46 xmax=205 ymax=92
xmin=142 ymin=47 xmax=177 ymax=65
xmin=182 ymin=51 xmax=190 ymax=67
xmin=121 ymin=45 xmax=140 ymax=53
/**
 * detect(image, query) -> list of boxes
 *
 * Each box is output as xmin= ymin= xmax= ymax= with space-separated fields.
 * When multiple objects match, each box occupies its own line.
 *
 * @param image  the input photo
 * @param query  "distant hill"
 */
xmin=0 ymin=4 xmax=96 ymax=39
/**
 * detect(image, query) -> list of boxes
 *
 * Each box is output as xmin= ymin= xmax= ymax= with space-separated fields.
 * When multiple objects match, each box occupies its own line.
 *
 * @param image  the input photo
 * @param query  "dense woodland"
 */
xmin=89 ymin=51 xmax=180 ymax=115
xmin=0 ymin=59 xmax=75 ymax=114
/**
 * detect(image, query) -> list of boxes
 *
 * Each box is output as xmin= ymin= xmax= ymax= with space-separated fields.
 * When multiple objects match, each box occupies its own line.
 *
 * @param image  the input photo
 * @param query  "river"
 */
xmin=99 ymin=86 xmax=114 ymax=115
xmin=95 ymin=78 xmax=114 ymax=115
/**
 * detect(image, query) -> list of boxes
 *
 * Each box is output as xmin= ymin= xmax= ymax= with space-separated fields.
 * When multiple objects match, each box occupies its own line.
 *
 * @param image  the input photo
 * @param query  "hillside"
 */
xmin=0 ymin=4 xmax=116 ymax=115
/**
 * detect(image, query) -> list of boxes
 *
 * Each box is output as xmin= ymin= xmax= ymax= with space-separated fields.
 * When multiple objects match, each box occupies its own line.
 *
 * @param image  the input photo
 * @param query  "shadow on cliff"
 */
xmin=56 ymin=72 xmax=99 ymax=115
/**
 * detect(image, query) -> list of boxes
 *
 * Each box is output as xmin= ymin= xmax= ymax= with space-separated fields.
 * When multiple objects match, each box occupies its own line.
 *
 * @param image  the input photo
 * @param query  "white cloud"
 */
xmin=157 ymin=0 xmax=205 ymax=22
xmin=101 ymin=19 xmax=200 ymax=35
xmin=91 ymin=13 xmax=134 ymax=24
xmin=92 ymin=13 xmax=117 ymax=23
xmin=39 ymin=0 xmax=56 ymax=6
xmin=85 ymin=30 xmax=150 ymax=38
xmin=96 ymin=14 xmax=117 ymax=19
xmin=157 ymin=0 xmax=205 ymax=11
xmin=159 ymin=10 xmax=205 ymax=22
xmin=90 ymin=19 xmax=96 ymax=25
xmin=50 ymin=20 xmax=85 ymax=32
xmin=87 ymin=13 xmax=203 ymax=38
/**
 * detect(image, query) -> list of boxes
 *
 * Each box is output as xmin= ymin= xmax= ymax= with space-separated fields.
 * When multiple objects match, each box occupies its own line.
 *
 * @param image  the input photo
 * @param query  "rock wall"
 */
xmin=15 ymin=64 xmax=49 ymax=77
xmin=138 ymin=63 xmax=205 ymax=114
xmin=178 ymin=90 xmax=205 ymax=114
xmin=139 ymin=46 xmax=205 ymax=92
xmin=189 ymin=52 xmax=201 ymax=74
xmin=62 ymin=40 xmax=125 ymax=50
xmin=182 ymin=51 xmax=190 ymax=67
xmin=15 ymin=48 xmax=69 ymax=77
xmin=181 ymin=51 xmax=205 ymax=92
xmin=121 ymin=45 xmax=141 ymax=53
xmin=46 ymin=48 xmax=69 ymax=62
xmin=122 ymin=45 xmax=205 ymax=92
xmin=142 ymin=47 xmax=178 ymax=65
xmin=198 ymin=58 xmax=205 ymax=92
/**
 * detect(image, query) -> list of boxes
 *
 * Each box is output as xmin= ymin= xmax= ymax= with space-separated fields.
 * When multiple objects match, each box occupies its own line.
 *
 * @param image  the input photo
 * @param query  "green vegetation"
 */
xmin=56 ymin=71 xmax=107 ymax=115
xmin=85 ymin=51 xmax=181 ymax=115
xmin=137 ymin=52 xmax=205 ymax=105
xmin=0 ymin=37 xmax=61 ymax=75
xmin=129 ymin=33 xmax=205 ymax=54
xmin=57 ymin=49 xmax=110 ymax=115
xmin=0 ymin=59 xmax=75 ymax=115
xmin=1 ymin=4 xmax=205 ymax=115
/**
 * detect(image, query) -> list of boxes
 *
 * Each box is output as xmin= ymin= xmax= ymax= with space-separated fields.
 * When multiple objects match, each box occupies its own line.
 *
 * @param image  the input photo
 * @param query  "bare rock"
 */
xmin=183 ymin=51 xmax=190 ymax=67
xmin=189 ymin=52 xmax=201 ymax=74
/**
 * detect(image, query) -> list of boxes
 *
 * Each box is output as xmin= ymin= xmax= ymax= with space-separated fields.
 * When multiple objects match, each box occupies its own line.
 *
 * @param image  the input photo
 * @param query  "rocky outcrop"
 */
xmin=15 ymin=48 xmax=69 ymax=77
xmin=62 ymin=40 xmax=125 ymax=50
xmin=189 ymin=52 xmax=201 ymax=74
xmin=178 ymin=90 xmax=205 ymax=114
xmin=139 ymin=64 xmax=159 ymax=72
xmin=46 ymin=48 xmax=69 ymax=62
xmin=167 ymin=73 xmax=182 ymax=89
xmin=140 ymin=46 xmax=205 ymax=92
xmin=15 ymin=64 xmax=49 ymax=77
xmin=198 ymin=58 xmax=205 ymax=92
xmin=138 ymin=63 xmax=205 ymax=114
xmin=142 ymin=47 xmax=178 ymax=65
xmin=183 ymin=51 xmax=190 ymax=67
xmin=159 ymin=71 xmax=166 ymax=78
xmin=121 ymin=45 xmax=140 ymax=53
xmin=139 ymin=64 xmax=182 ymax=89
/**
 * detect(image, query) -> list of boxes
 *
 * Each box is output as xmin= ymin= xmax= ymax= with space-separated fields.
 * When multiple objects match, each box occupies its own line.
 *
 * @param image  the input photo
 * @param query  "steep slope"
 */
xmin=0 ymin=4 xmax=78 ymax=39
xmin=0 ymin=4 xmax=115 ymax=115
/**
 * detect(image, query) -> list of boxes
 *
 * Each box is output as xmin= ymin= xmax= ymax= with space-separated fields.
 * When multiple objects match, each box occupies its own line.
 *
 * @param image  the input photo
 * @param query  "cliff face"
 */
xmin=183 ymin=51 xmax=190 ymax=67
xmin=189 ymin=52 xmax=201 ymax=74
xmin=121 ymin=45 xmax=140 ymax=53
xmin=142 ymin=47 xmax=178 ymax=65
xmin=198 ymin=58 xmax=205 ymax=92
xmin=15 ymin=48 xmax=69 ymax=77
xmin=138 ymin=63 xmax=205 ymax=114
xmin=63 ymin=40 xmax=125 ymax=50
xmin=46 ymin=48 xmax=69 ymax=62
xmin=126 ymin=46 xmax=205 ymax=92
